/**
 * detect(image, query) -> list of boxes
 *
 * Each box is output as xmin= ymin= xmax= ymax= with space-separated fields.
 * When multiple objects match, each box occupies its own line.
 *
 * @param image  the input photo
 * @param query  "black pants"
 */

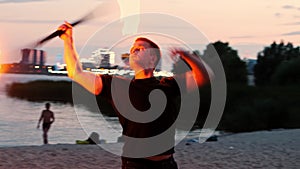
xmin=122 ymin=156 xmax=178 ymax=169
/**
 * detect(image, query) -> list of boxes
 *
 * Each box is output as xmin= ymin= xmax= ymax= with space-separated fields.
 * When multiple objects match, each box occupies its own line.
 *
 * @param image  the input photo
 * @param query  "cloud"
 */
xmin=229 ymin=36 xmax=255 ymax=39
xmin=282 ymin=31 xmax=300 ymax=36
xmin=274 ymin=12 xmax=282 ymax=18
xmin=280 ymin=22 xmax=300 ymax=26
xmin=282 ymin=5 xmax=295 ymax=9
xmin=282 ymin=5 xmax=300 ymax=11
xmin=0 ymin=19 xmax=62 ymax=24
xmin=0 ymin=18 xmax=107 ymax=27
xmin=277 ymin=5 xmax=300 ymax=19
xmin=0 ymin=0 xmax=48 ymax=3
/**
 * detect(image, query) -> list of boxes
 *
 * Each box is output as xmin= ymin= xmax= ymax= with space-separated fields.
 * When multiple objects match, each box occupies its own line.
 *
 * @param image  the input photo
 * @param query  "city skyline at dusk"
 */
xmin=0 ymin=0 xmax=299 ymax=65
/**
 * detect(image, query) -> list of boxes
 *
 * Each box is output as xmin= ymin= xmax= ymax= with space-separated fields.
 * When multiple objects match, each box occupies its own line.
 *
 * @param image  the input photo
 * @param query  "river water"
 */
xmin=0 ymin=73 xmax=216 ymax=147
xmin=0 ymin=73 xmax=123 ymax=147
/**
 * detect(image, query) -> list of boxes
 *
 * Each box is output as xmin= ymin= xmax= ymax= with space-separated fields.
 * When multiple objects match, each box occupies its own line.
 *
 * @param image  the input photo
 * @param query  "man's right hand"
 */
xmin=58 ymin=21 xmax=73 ymax=42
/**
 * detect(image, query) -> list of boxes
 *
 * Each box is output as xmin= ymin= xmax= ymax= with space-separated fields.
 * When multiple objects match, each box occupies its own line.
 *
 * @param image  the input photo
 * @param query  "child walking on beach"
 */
xmin=37 ymin=103 xmax=55 ymax=144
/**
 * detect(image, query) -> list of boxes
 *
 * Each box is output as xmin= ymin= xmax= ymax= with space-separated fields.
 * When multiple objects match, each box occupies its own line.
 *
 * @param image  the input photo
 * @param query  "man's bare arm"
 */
xmin=171 ymin=49 xmax=212 ymax=92
xmin=58 ymin=22 xmax=103 ymax=95
xmin=37 ymin=111 xmax=44 ymax=128
xmin=51 ymin=112 xmax=55 ymax=123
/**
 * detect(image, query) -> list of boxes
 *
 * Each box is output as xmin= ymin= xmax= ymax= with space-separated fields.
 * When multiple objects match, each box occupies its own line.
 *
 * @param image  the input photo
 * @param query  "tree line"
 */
xmin=173 ymin=40 xmax=300 ymax=132
xmin=173 ymin=40 xmax=300 ymax=86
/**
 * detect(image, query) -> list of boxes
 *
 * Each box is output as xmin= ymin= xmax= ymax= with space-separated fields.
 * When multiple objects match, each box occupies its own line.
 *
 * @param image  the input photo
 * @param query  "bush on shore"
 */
xmin=6 ymin=80 xmax=73 ymax=103
xmin=6 ymin=80 xmax=116 ymax=116
xmin=217 ymin=84 xmax=300 ymax=132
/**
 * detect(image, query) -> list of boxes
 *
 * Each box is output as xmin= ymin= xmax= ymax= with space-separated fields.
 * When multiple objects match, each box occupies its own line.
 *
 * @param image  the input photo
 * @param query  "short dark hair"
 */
xmin=135 ymin=37 xmax=161 ymax=66
xmin=46 ymin=103 xmax=50 ymax=109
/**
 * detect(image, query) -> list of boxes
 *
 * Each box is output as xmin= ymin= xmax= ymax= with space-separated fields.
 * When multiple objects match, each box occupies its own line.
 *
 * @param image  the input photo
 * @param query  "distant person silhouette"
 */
xmin=37 ymin=103 xmax=55 ymax=144
xmin=86 ymin=132 xmax=101 ymax=144
xmin=76 ymin=132 xmax=101 ymax=144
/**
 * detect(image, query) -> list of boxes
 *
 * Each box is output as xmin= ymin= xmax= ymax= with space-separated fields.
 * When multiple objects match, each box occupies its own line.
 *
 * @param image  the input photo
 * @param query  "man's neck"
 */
xmin=134 ymin=69 xmax=154 ymax=79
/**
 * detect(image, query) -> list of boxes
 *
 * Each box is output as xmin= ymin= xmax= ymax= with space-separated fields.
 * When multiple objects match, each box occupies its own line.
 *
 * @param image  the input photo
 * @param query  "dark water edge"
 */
xmin=6 ymin=80 xmax=72 ymax=103
xmin=6 ymin=80 xmax=116 ymax=117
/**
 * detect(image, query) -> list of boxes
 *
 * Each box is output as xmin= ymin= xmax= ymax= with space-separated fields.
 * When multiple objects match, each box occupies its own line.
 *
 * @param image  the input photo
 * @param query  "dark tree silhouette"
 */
xmin=271 ymin=57 xmax=300 ymax=85
xmin=254 ymin=41 xmax=300 ymax=86
xmin=203 ymin=41 xmax=248 ymax=85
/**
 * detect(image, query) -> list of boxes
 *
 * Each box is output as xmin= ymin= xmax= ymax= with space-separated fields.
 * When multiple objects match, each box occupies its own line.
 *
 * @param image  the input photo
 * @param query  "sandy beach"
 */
xmin=0 ymin=129 xmax=299 ymax=169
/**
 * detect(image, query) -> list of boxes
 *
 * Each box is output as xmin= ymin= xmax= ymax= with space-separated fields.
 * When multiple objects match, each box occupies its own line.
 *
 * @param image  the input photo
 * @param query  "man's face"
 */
xmin=129 ymin=40 xmax=156 ymax=71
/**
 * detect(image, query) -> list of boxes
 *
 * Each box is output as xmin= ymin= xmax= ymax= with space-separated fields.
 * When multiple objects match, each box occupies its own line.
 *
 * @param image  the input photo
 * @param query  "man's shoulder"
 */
xmin=101 ymin=74 xmax=131 ymax=82
xmin=43 ymin=109 xmax=54 ymax=114
xmin=159 ymin=76 xmax=176 ymax=84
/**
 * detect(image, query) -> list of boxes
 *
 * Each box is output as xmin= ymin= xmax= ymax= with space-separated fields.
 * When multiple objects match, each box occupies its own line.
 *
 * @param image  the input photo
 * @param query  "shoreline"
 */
xmin=0 ymin=129 xmax=299 ymax=169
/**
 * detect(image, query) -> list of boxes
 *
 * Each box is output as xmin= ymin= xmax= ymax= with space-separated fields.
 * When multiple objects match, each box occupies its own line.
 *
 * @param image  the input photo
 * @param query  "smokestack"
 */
xmin=21 ymin=48 xmax=31 ymax=64
xmin=40 ymin=50 xmax=45 ymax=65
xmin=33 ymin=49 xmax=37 ymax=65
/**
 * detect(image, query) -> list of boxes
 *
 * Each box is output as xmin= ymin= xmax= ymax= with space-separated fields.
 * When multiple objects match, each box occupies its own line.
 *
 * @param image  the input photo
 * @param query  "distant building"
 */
xmin=80 ymin=58 xmax=97 ymax=71
xmin=0 ymin=48 xmax=49 ymax=74
xmin=91 ymin=48 xmax=115 ymax=68
xmin=121 ymin=53 xmax=130 ymax=68
xmin=20 ymin=48 xmax=46 ymax=66
xmin=244 ymin=58 xmax=257 ymax=86
xmin=244 ymin=59 xmax=257 ymax=75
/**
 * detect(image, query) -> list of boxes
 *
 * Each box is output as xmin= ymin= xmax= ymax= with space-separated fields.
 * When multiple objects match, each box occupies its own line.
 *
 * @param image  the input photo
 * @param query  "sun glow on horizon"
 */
xmin=0 ymin=48 xmax=3 ymax=64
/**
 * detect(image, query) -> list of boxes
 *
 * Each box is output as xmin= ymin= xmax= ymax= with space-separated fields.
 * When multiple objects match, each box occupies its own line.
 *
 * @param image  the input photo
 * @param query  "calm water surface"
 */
xmin=0 ymin=73 xmax=122 ymax=147
xmin=0 ymin=73 xmax=213 ymax=147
